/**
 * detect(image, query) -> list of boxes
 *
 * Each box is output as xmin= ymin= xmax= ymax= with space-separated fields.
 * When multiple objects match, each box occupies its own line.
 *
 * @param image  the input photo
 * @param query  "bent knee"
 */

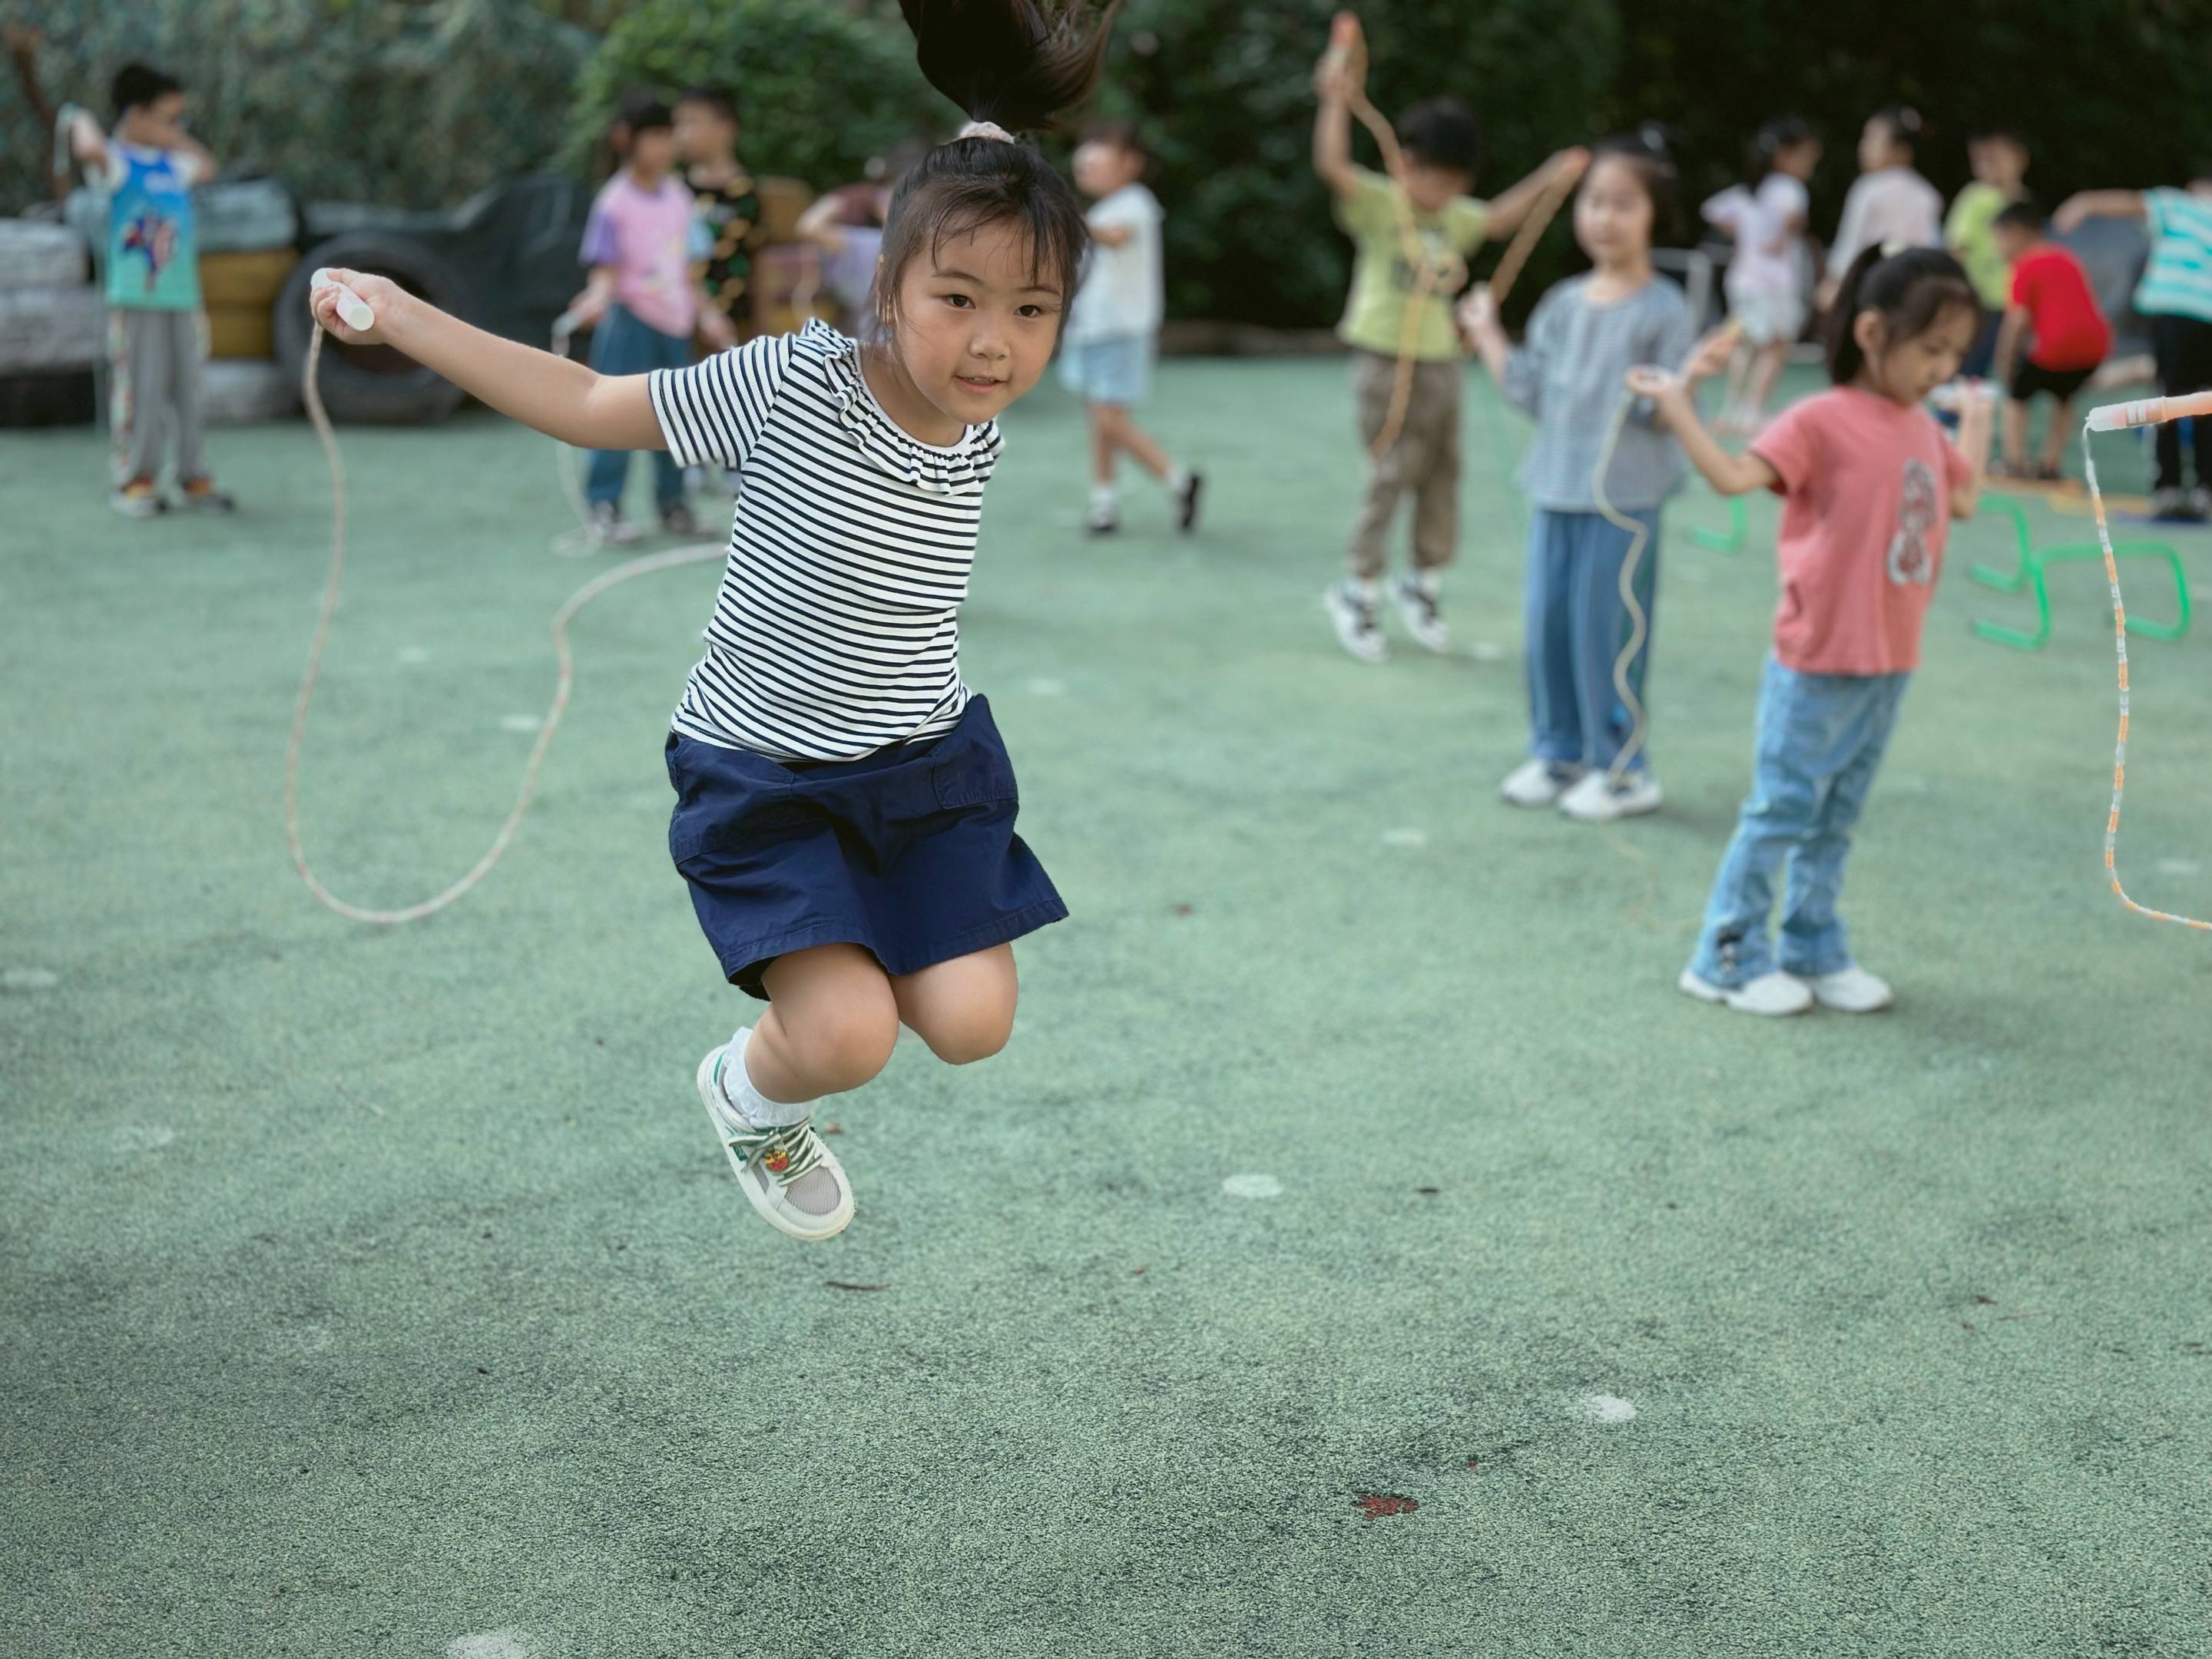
xmin=789 ymin=1003 xmax=899 ymax=1094
xmin=917 ymin=1009 xmax=1014 ymax=1067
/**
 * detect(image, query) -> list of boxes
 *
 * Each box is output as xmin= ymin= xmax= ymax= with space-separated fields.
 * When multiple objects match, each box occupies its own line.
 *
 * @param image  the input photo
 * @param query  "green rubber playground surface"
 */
xmin=5 ymin=359 xmax=2212 ymax=1657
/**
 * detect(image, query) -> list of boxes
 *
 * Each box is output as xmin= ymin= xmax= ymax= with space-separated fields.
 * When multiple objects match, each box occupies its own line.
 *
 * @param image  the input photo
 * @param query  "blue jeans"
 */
xmin=586 ymin=304 xmax=691 ymax=512
xmin=1689 ymin=658 xmax=1912 ymax=985
xmin=1525 ymin=505 xmax=1661 ymax=773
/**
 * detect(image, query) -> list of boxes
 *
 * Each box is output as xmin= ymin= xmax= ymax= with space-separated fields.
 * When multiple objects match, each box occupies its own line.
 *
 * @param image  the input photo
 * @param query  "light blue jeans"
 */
xmin=1525 ymin=506 xmax=1662 ymax=774
xmin=1689 ymin=657 xmax=1912 ymax=986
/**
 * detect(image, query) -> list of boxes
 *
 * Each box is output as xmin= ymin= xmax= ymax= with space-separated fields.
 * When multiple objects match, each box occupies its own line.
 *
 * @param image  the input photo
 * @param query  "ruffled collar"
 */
xmin=801 ymin=319 xmax=999 ymax=495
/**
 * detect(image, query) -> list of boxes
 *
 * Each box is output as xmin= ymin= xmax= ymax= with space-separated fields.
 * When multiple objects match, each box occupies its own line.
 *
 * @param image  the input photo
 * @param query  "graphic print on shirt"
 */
xmin=105 ymin=146 xmax=200 ymax=309
xmin=1392 ymin=225 xmax=1468 ymax=300
xmin=1887 ymin=458 xmax=1938 ymax=585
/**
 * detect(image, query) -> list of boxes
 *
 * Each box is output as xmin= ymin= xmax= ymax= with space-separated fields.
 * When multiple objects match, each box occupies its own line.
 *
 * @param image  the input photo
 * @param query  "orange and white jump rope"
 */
xmin=2081 ymin=389 xmax=2212 ymax=930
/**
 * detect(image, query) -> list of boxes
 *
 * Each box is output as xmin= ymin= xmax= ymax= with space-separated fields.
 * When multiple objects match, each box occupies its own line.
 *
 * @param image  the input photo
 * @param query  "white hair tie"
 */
xmin=956 ymin=120 xmax=1015 ymax=145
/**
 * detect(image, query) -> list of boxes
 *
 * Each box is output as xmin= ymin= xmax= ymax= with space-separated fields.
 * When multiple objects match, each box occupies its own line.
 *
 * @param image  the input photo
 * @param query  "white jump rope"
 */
xmin=286 ymin=272 xmax=724 ymax=924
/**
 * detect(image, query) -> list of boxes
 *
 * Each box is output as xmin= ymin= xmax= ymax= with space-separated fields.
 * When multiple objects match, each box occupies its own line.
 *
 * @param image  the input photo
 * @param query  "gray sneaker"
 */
xmin=1324 ymin=579 xmax=1386 ymax=663
xmin=2151 ymin=486 xmax=2204 ymax=523
xmin=697 ymin=1035 xmax=854 ymax=1241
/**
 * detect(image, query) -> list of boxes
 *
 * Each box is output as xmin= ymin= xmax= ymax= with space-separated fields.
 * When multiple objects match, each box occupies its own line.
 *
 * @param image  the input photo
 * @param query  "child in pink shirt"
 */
xmin=571 ymin=96 xmax=713 ymax=544
xmin=1631 ymin=245 xmax=1993 ymax=1015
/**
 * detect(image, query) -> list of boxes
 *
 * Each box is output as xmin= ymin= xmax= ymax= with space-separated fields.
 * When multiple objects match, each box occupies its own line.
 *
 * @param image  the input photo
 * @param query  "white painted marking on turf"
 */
xmin=1468 ymin=640 xmax=1505 ymax=663
xmin=2 ymin=968 xmax=59 ymax=991
xmin=499 ymin=714 xmax=543 ymax=733
xmin=1572 ymin=1393 xmax=1637 ymax=1423
xmin=1026 ymin=677 xmax=1067 ymax=697
xmin=449 ymin=1634 xmax=533 ymax=1659
xmin=114 ymin=1125 xmax=177 ymax=1153
xmin=1381 ymin=827 xmax=1429 ymax=848
xmin=398 ymin=646 xmax=430 ymax=665
xmin=1222 ymin=1173 xmax=1283 ymax=1200
xmin=2156 ymin=857 xmax=2200 ymax=877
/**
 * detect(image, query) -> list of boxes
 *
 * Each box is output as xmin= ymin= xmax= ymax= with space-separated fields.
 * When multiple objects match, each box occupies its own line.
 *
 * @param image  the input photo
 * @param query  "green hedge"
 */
xmin=568 ymin=0 xmax=951 ymax=196
xmin=1 ymin=0 xmax=590 ymax=214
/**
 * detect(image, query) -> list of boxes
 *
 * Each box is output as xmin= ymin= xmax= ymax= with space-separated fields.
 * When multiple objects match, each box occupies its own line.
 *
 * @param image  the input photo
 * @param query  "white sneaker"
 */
xmin=1499 ymin=757 xmax=1582 ymax=807
xmin=697 ymin=1033 xmax=855 ymax=1241
xmin=1677 ymin=967 xmax=1813 ymax=1016
xmin=1389 ymin=575 xmax=1450 ymax=652
xmin=1798 ymin=965 xmax=1894 ymax=1012
xmin=1323 ymin=580 xmax=1386 ymax=663
xmin=1558 ymin=770 xmax=1664 ymax=823
xmin=588 ymin=501 xmax=639 ymax=547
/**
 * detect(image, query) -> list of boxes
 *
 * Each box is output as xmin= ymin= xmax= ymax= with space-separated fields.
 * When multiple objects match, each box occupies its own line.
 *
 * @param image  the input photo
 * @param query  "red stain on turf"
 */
xmin=1354 ymin=1493 xmax=1418 ymax=1520
xmin=1173 ymin=903 xmax=1194 ymax=917
xmin=822 ymin=1123 xmax=843 ymax=1135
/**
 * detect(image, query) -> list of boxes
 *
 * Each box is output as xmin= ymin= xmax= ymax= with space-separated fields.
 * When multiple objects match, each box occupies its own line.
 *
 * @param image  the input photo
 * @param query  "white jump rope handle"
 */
xmin=310 ymin=267 xmax=376 ymax=333
xmin=2086 ymin=389 xmax=2212 ymax=432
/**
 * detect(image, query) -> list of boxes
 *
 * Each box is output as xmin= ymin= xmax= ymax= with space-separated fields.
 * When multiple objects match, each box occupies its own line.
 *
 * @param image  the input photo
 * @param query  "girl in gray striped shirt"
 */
xmin=308 ymin=0 xmax=1119 ymax=1243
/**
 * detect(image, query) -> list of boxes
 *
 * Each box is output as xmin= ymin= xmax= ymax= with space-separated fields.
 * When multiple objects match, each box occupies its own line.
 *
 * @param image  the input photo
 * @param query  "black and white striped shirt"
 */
xmin=648 ymin=320 xmax=1005 ymax=761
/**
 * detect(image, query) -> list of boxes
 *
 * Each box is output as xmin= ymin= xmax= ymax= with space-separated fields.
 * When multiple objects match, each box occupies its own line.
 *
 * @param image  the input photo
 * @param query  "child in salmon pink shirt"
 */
xmin=1629 ymin=246 xmax=1994 ymax=1017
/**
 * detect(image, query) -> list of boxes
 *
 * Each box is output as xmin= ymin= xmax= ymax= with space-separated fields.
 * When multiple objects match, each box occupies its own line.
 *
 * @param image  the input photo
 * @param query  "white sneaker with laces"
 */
xmin=1389 ymin=575 xmax=1451 ymax=653
xmin=697 ymin=1034 xmax=854 ymax=1241
xmin=1323 ymin=580 xmax=1387 ymax=663
xmin=1499 ymin=757 xmax=1582 ymax=807
xmin=1799 ymin=965 xmax=1894 ymax=1012
xmin=1558 ymin=770 xmax=1664 ymax=823
xmin=1677 ymin=967 xmax=1813 ymax=1016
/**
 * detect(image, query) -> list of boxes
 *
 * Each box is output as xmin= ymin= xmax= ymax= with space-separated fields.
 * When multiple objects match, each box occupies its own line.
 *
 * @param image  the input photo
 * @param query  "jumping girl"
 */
xmin=307 ymin=0 xmax=1119 ymax=1239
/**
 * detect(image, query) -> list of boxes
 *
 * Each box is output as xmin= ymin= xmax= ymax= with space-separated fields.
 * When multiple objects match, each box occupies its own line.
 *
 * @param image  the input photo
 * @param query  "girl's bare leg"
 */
xmin=891 ymin=943 xmax=1018 ymax=1065
xmin=749 ymin=942 xmax=902 ymax=1104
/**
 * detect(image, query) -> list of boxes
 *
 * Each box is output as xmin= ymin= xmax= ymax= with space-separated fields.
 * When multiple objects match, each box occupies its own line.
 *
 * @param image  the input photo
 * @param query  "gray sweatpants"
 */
xmin=106 ymin=308 xmax=207 ymax=489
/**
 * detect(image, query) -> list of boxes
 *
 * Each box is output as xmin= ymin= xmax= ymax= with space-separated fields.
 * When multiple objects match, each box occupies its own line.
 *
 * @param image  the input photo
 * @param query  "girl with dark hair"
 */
xmin=1823 ymin=108 xmax=1942 ymax=305
xmin=1628 ymin=246 xmax=1993 ymax=1016
xmin=1702 ymin=116 xmax=1821 ymax=433
xmin=309 ymin=0 xmax=1121 ymax=1240
xmin=1462 ymin=129 xmax=1713 ymax=825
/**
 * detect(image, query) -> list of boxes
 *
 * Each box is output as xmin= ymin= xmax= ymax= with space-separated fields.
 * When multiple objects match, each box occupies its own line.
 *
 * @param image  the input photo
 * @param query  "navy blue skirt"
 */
xmin=665 ymin=696 xmax=1067 ymax=999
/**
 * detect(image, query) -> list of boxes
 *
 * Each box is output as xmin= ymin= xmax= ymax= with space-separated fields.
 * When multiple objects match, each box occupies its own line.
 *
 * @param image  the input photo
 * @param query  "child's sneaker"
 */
xmin=2193 ymin=485 xmax=2212 ymax=522
xmin=179 ymin=476 xmax=237 ymax=513
xmin=1677 ymin=967 xmax=1813 ymax=1016
xmin=108 ymin=477 xmax=167 ymax=518
xmin=588 ymin=502 xmax=639 ymax=547
xmin=697 ymin=1034 xmax=854 ymax=1242
xmin=661 ymin=501 xmax=701 ymax=537
xmin=1389 ymin=574 xmax=1450 ymax=653
xmin=1172 ymin=469 xmax=1204 ymax=532
xmin=1798 ymin=965 xmax=1894 ymax=1012
xmin=1086 ymin=495 xmax=1120 ymax=535
xmin=1558 ymin=769 xmax=1664 ymax=823
xmin=2150 ymin=486 xmax=2203 ymax=523
xmin=1323 ymin=578 xmax=1386 ymax=663
xmin=1498 ymin=757 xmax=1581 ymax=807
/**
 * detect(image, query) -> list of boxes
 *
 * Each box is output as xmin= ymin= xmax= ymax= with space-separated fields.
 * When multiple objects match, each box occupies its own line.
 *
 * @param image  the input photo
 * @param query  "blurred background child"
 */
xmin=1989 ymin=200 xmax=2109 ymax=478
xmin=67 ymin=64 xmax=235 ymax=518
xmin=1945 ymin=127 xmax=2029 ymax=382
xmin=674 ymin=85 xmax=753 ymax=353
xmin=1061 ymin=121 xmax=1200 ymax=536
xmin=2057 ymin=169 xmax=2212 ymax=519
xmin=1702 ymin=116 xmax=1820 ymax=435
xmin=1822 ymin=107 xmax=1941 ymax=308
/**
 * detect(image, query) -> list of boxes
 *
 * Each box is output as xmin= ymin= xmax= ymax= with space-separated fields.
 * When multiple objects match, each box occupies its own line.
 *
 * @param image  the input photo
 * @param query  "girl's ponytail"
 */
xmin=1826 ymin=243 xmax=1975 ymax=386
xmin=899 ymin=0 xmax=1120 ymax=135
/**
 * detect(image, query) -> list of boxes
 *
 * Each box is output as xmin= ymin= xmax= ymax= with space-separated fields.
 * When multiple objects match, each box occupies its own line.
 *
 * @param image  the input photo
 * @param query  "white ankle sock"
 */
xmin=1166 ymin=465 xmax=1190 ymax=495
xmin=1089 ymin=484 xmax=1118 ymax=512
xmin=1352 ymin=577 xmax=1381 ymax=603
xmin=1411 ymin=569 xmax=1442 ymax=598
xmin=720 ymin=1028 xmax=812 ymax=1128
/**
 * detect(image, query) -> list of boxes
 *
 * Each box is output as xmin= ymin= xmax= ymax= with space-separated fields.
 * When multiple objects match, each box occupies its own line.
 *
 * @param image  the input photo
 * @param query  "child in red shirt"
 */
xmin=1991 ymin=200 xmax=2111 ymax=478
xmin=1630 ymin=247 xmax=1993 ymax=1015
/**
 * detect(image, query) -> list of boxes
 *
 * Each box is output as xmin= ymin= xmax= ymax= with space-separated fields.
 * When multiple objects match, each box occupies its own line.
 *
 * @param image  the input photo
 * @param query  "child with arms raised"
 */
xmin=1702 ymin=117 xmax=1820 ymax=435
xmin=1462 ymin=131 xmax=1709 ymax=823
xmin=310 ymin=0 xmax=1116 ymax=1239
xmin=1311 ymin=37 xmax=1586 ymax=661
xmin=1633 ymin=247 xmax=1992 ymax=1015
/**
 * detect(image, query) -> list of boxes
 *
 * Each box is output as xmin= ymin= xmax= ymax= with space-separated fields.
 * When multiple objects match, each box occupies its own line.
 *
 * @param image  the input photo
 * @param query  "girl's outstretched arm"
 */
xmin=309 ymin=270 xmax=663 ymax=452
xmin=1626 ymin=366 xmax=1777 ymax=495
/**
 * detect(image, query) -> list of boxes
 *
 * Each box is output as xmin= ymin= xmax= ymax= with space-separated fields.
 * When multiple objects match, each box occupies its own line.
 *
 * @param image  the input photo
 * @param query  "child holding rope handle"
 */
xmin=309 ymin=0 xmax=1120 ymax=1240
xmin=1631 ymin=246 xmax=1992 ymax=1016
